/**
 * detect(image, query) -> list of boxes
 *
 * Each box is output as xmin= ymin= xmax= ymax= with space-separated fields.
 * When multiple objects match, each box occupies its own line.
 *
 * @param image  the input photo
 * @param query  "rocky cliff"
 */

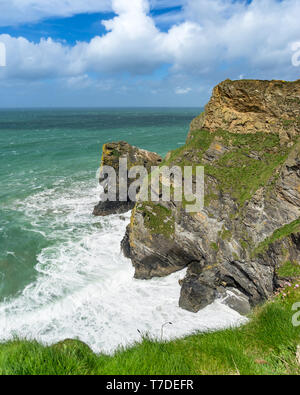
xmin=189 ymin=79 xmax=300 ymax=142
xmin=122 ymin=79 xmax=300 ymax=315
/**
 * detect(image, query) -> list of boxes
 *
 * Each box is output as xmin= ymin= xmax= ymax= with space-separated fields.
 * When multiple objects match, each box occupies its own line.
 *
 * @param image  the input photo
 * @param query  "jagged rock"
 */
xmin=188 ymin=79 xmax=300 ymax=143
xmin=121 ymin=225 xmax=131 ymax=258
xmin=94 ymin=200 xmax=134 ymax=217
xmin=122 ymin=79 xmax=300 ymax=315
xmin=221 ymin=288 xmax=251 ymax=316
xmin=93 ymin=141 xmax=162 ymax=216
xmin=179 ymin=266 xmax=219 ymax=312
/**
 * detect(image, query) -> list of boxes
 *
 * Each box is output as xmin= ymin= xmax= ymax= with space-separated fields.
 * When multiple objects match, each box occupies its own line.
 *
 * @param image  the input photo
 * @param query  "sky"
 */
xmin=0 ymin=0 xmax=299 ymax=107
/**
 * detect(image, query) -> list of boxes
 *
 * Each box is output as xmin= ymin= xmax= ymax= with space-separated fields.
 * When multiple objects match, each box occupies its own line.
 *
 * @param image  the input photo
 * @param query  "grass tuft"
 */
xmin=253 ymin=219 xmax=300 ymax=257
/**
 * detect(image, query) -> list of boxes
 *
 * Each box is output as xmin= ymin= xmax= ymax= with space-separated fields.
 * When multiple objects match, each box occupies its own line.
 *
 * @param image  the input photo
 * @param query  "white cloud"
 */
xmin=0 ymin=35 xmax=76 ymax=79
xmin=0 ymin=0 xmax=300 ymax=87
xmin=83 ymin=0 xmax=166 ymax=74
xmin=0 ymin=0 xmax=186 ymax=27
xmin=175 ymin=87 xmax=191 ymax=95
xmin=0 ymin=42 xmax=6 ymax=67
xmin=0 ymin=0 xmax=112 ymax=26
xmin=292 ymin=41 xmax=300 ymax=67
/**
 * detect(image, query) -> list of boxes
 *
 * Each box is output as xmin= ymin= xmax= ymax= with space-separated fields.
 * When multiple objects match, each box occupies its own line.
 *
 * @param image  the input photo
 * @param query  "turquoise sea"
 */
xmin=0 ymin=108 xmax=246 ymax=353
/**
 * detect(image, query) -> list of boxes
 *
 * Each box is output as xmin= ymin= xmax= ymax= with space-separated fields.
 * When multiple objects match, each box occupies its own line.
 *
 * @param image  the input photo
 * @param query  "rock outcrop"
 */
xmin=189 ymin=79 xmax=300 ymax=142
xmin=122 ymin=79 xmax=300 ymax=315
xmin=93 ymin=141 xmax=162 ymax=216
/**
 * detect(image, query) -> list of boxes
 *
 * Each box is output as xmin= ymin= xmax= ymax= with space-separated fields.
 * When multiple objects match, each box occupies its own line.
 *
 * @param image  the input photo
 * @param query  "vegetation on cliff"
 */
xmin=123 ymin=79 xmax=300 ymax=313
xmin=254 ymin=219 xmax=300 ymax=257
xmin=137 ymin=202 xmax=175 ymax=239
xmin=165 ymin=128 xmax=294 ymax=206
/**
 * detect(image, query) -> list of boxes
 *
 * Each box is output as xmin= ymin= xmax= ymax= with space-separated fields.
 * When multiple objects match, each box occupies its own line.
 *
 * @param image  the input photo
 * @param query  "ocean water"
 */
xmin=0 ymin=108 xmax=247 ymax=354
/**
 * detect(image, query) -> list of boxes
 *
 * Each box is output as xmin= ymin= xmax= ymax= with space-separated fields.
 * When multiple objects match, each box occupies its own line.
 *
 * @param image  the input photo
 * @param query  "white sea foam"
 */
xmin=0 ymin=179 xmax=248 ymax=354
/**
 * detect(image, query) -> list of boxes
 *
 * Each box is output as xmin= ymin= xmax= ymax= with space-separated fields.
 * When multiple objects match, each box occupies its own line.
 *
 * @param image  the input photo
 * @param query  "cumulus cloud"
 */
xmin=83 ymin=0 xmax=166 ymax=74
xmin=0 ymin=0 xmax=166 ymax=79
xmin=0 ymin=0 xmax=112 ymax=26
xmin=168 ymin=0 xmax=300 ymax=76
xmin=0 ymin=0 xmax=299 ymax=87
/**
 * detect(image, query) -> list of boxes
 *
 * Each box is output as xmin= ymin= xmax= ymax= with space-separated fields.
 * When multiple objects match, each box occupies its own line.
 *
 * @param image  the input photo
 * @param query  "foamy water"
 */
xmin=0 ymin=180 xmax=247 ymax=354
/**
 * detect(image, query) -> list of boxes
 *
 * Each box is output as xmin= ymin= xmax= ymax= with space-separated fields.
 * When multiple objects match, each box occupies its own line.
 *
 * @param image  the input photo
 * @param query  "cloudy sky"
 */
xmin=0 ymin=0 xmax=299 ymax=107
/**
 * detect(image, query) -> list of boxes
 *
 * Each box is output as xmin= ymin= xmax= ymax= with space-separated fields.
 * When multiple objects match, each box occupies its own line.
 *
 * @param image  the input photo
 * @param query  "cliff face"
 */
xmin=189 ymin=79 xmax=300 ymax=142
xmin=122 ymin=79 xmax=300 ymax=315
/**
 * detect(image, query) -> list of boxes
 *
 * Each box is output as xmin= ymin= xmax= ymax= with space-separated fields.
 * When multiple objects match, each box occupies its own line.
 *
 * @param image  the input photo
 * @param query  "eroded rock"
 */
xmin=122 ymin=79 xmax=300 ymax=315
xmin=188 ymin=79 xmax=300 ymax=143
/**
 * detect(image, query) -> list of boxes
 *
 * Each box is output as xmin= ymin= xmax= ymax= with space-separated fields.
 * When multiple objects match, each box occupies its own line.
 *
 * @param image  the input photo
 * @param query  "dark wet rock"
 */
xmin=94 ymin=200 xmax=134 ymax=217
xmin=121 ymin=225 xmax=131 ymax=259
xmin=179 ymin=267 xmax=218 ymax=312
xmin=221 ymin=288 xmax=251 ymax=316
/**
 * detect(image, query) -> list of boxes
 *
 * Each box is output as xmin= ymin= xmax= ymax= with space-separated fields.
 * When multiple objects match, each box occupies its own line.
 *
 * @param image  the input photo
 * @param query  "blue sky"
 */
xmin=0 ymin=0 xmax=299 ymax=107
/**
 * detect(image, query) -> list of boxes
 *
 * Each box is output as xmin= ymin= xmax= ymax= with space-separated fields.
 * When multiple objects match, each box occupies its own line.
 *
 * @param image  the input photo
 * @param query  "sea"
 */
xmin=0 ymin=108 xmax=247 ymax=354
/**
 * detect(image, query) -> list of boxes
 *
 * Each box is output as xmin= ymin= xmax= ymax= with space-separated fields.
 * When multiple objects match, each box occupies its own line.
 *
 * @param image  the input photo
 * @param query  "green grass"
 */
xmin=164 ymin=128 xmax=214 ymax=167
xmin=163 ymin=129 xmax=295 ymax=206
xmin=0 ymin=283 xmax=299 ymax=375
xmin=204 ymin=131 xmax=293 ymax=205
xmin=220 ymin=228 xmax=232 ymax=241
xmin=253 ymin=219 xmax=300 ymax=257
xmin=210 ymin=242 xmax=219 ymax=252
xmin=277 ymin=261 xmax=300 ymax=278
xmin=137 ymin=202 xmax=175 ymax=239
xmin=281 ymin=117 xmax=300 ymax=129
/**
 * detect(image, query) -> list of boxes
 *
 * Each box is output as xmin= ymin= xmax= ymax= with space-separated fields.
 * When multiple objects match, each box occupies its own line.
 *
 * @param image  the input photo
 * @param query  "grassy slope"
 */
xmin=166 ymin=129 xmax=293 ymax=205
xmin=0 ymin=282 xmax=299 ymax=375
xmin=253 ymin=219 xmax=300 ymax=256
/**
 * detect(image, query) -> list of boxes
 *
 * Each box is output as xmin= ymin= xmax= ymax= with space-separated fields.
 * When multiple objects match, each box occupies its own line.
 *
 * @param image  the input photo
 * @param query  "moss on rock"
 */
xmin=254 ymin=219 xmax=300 ymax=257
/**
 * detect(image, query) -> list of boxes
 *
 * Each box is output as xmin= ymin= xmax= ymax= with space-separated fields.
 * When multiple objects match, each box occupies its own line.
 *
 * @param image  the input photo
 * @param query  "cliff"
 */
xmin=122 ymin=79 xmax=300 ymax=315
xmin=189 ymin=79 xmax=300 ymax=142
